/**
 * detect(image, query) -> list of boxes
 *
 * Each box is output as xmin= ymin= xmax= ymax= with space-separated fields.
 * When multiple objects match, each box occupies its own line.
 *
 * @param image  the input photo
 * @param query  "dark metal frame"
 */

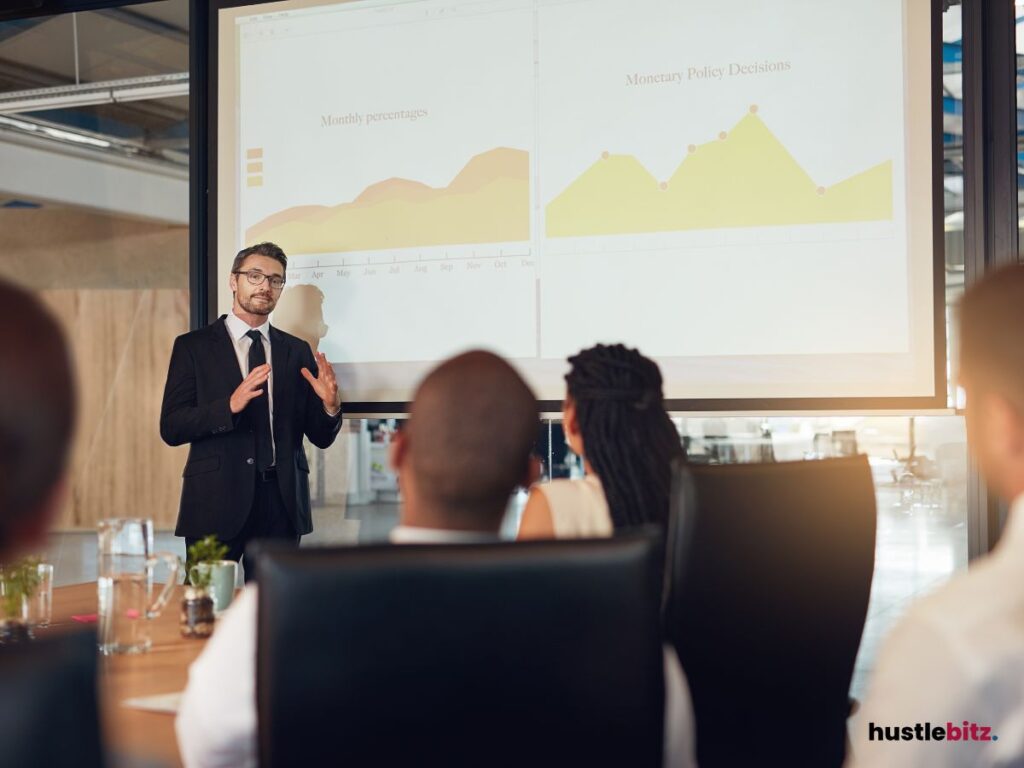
xmin=0 ymin=0 xmax=145 ymax=21
xmin=189 ymin=0 xmax=212 ymax=330
xmin=961 ymin=0 xmax=1019 ymax=556
xmin=193 ymin=0 xmax=949 ymax=414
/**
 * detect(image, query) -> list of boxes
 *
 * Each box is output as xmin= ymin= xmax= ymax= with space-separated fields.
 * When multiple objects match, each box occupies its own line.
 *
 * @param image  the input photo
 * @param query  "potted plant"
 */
xmin=180 ymin=536 xmax=228 ymax=638
xmin=0 ymin=557 xmax=41 ymax=645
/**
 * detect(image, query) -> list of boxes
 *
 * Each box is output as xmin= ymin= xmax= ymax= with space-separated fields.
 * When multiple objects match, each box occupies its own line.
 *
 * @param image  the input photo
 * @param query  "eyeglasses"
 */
xmin=234 ymin=270 xmax=286 ymax=290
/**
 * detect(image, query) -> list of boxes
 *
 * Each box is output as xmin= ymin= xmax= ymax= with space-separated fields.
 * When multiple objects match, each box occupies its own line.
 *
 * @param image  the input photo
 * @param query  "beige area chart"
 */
xmin=245 ymin=147 xmax=529 ymax=254
xmin=545 ymin=107 xmax=893 ymax=238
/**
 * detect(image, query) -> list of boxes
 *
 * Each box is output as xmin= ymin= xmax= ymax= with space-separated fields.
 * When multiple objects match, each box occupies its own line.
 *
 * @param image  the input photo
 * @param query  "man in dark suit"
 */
xmin=160 ymin=242 xmax=342 ymax=566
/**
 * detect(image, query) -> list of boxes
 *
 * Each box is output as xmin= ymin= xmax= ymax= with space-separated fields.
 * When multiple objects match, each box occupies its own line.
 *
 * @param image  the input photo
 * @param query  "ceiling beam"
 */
xmin=0 ymin=59 xmax=187 ymax=124
xmin=0 ymin=1 xmax=155 ymax=24
xmin=0 ymin=123 xmax=187 ymax=224
xmin=95 ymin=7 xmax=188 ymax=45
xmin=0 ymin=17 xmax=50 ymax=44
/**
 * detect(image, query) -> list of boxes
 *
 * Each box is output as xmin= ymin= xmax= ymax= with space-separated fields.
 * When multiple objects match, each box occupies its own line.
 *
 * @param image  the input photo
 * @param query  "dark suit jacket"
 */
xmin=159 ymin=316 xmax=342 ymax=540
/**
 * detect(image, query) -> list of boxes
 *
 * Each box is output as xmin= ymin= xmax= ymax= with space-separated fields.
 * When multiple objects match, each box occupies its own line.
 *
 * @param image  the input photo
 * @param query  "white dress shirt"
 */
xmin=847 ymin=494 xmax=1024 ymax=767
xmin=224 ymin=312 xmax=275 ymax=465
xmin=175 ymin=525 xmax=697 ymax=768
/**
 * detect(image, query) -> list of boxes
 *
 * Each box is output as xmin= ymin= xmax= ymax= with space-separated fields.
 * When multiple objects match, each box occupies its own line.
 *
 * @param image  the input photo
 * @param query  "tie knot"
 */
xmin=246 ymin=330 xmax=263 ymax=343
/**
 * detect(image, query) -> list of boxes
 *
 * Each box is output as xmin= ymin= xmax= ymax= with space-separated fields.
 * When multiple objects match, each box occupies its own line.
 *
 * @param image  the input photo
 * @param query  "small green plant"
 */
xmin=0 ymin=557 xmax=41 ymax=621
xmin=187 ymin=536 xmax=229 ymax=590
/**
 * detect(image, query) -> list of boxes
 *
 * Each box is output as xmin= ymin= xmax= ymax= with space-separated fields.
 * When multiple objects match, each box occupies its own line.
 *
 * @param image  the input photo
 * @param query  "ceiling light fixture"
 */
xmin=0 ymin=73 xmax=189 ymax=115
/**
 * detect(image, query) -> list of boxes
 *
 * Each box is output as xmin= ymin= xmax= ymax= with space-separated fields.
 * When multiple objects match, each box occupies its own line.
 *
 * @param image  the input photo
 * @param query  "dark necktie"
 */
xmin=246 ymin=330 xmax=273 ymax=471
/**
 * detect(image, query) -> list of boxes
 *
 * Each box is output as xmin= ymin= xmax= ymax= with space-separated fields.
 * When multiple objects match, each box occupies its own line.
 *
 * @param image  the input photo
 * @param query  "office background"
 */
xmin=0 ymin=0 xmax=1020 ymax=702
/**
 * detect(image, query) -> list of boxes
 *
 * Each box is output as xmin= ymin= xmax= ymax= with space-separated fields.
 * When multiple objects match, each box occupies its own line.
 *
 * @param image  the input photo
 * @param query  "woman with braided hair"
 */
xmin=518 ymin=343 xmax=685 ymax=539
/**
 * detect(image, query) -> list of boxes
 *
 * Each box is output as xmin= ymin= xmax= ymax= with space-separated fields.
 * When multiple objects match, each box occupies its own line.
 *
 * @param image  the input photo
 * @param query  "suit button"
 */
xmin=246 ymin=458 xmax=254 ymax=465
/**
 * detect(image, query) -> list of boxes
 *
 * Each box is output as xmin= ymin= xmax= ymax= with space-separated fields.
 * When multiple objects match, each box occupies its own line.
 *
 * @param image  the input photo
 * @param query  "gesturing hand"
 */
xmin=301 ymin=351 xmax=340 ymax=412
xmin=229 ymin=363 xmax=270 ymax=414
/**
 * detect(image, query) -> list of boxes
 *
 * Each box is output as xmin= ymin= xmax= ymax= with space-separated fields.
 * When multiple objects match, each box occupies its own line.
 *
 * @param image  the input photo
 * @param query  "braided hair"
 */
xmin=566 ymin=344 xmax=684 ymax=529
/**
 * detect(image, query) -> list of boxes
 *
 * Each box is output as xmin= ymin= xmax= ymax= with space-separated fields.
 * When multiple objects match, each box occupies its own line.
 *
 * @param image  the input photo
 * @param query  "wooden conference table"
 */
xmin=43 ymin=583 xmax=206 ymax=768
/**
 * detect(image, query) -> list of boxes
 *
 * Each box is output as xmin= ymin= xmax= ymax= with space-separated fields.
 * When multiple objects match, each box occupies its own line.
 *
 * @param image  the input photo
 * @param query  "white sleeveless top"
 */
xmin=535 ymin=475 xmax=613 ymax=539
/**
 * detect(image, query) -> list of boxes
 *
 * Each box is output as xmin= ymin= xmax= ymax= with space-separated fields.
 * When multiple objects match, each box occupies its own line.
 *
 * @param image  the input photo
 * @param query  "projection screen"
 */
xmin=210 ymin=0 xmax=942 ymax=410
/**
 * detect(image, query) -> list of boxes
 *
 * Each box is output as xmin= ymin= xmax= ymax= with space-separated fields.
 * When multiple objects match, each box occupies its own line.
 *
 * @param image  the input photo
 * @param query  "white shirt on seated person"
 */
xmin=846 ymin=495 xmax=1024 ymax=767
xmin=175 ymin=525 xmax=696 ymax=768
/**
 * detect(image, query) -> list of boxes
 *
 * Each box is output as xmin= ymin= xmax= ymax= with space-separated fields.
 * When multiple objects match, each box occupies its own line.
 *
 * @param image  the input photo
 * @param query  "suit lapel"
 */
xmin=214 ymin=316 xmax=243 ymax=391
xmin=269 ymin=326 xmax=289 ymax=432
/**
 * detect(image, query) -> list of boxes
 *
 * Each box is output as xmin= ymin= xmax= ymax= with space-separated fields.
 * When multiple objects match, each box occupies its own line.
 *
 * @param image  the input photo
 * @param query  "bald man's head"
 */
xmin=399 ymin=351 xmax=538 ymax=531
xmin=0 ymin=278 xmax=76 ymax=558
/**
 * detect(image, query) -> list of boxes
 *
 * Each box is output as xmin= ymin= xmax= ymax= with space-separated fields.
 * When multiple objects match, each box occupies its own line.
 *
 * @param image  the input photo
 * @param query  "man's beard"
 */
xmin=239 ymin=293 xmax=276 ymax=316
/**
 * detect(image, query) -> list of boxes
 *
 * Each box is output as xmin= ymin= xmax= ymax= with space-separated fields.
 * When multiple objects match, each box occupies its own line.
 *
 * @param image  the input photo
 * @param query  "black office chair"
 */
xmin=256 ymin=536 xmax=665 ymax=767
xmin=0 ymin=630 xmax=105 ymax=768
xmin=663 ymin=456 xmax=877 ymax=768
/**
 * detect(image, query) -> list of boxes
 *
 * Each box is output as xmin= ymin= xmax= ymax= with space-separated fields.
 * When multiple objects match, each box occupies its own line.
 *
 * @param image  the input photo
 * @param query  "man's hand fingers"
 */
xmin=247 ymin=364 xmax=270 ymax=380
xmin=316 ymin=353 xmax=337 ymax=386
xmin=249 ymin=365 xmax=270 ymax=379
xmin=300 ymin=367 xmax=316 ymax=385
xmin=245 ymin=375 xmax=268 ymax=391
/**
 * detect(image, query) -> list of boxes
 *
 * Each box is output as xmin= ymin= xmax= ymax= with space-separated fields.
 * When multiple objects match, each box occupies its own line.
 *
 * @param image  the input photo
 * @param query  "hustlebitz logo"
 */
xmin=869 ymin=722 xmax=998 ymax=742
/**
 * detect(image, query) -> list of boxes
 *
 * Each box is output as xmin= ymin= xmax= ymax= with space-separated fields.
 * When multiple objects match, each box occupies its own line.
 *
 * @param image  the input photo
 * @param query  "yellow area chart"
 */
xmin=545 ymin=108 xmax=893 ymax=238
xmin=246 ymin=147 xmax=529 ymax=254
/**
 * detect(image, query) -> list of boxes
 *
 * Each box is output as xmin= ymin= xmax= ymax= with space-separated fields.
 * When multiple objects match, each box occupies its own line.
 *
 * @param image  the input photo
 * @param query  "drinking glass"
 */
xmin=97 ymin=519 xmax=180 ymax=654
xmin=27 ymin=563 xmax=53 ymax=628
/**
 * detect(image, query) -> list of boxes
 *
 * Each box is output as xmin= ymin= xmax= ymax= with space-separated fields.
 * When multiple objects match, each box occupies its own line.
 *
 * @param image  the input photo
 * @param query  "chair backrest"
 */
xmin=257 ymin=535 xmax=665 ymax=768
xmin=0 ymin=630 xmax=105 ymax=768
xmin=664 ymin=456 xmax=877 ymax=768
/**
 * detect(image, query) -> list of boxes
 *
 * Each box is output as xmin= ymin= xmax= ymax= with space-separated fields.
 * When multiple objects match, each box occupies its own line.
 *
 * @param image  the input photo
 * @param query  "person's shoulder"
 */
xmin=538 ymin=477 xmax=607 ymax=502
xmin=536 ymin=477 xmax=612 ymax=536
xmin=904 ymin=550 xmax=1019 ymax=642
xmin=535 ymin=478 xmax=588 ymax=500
xmin=270 ymin=325 xmax=313 ymax=355
xmin=876 ymin=550 xmax=1024 ymax=690
xmin=175 ymin=317 xmax=227 ymax=347
xmin=852 ymin=562 xmax=1022 ymax=768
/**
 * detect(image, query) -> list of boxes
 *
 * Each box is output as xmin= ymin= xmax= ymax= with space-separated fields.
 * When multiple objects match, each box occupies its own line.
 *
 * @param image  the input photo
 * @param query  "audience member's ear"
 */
xmin=563 ymin=398 xmax=578 ymax=436
xmin=563 ymin=398 xmax=584 ymax=455
xmin=389 ymin=429 xmax=408 ymax=473
xmin=983 ymin=392 xmax=1023 ymax=461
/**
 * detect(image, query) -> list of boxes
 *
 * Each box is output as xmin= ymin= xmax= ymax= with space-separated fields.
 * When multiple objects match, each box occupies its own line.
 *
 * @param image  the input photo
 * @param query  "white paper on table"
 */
xmin=121 ymin=692 xmax=183 ymax=714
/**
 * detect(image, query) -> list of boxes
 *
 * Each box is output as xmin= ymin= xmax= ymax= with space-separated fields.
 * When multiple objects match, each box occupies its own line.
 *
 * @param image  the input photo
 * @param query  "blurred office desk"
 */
xmin=45 ymin=583 xmax=204 ymax=768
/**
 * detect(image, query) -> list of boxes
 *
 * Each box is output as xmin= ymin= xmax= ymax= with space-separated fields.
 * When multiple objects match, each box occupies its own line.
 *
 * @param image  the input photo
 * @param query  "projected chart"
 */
xmin=546 ymin=109 xmax=892 ymax=238
xmin=234 ymin=0 xmax=538 ymax=366
xmin=220 ymin=0 xmax=936 ymax=403
xmin=247 ymin=147 xmax=530 ymax=254
xmin=535 ymin=0 xmax=912 ymax=364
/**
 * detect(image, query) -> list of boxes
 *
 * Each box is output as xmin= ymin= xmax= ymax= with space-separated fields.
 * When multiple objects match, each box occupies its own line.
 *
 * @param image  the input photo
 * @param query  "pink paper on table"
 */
xmin=72 ymin=614 xmax=97 ymax=623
